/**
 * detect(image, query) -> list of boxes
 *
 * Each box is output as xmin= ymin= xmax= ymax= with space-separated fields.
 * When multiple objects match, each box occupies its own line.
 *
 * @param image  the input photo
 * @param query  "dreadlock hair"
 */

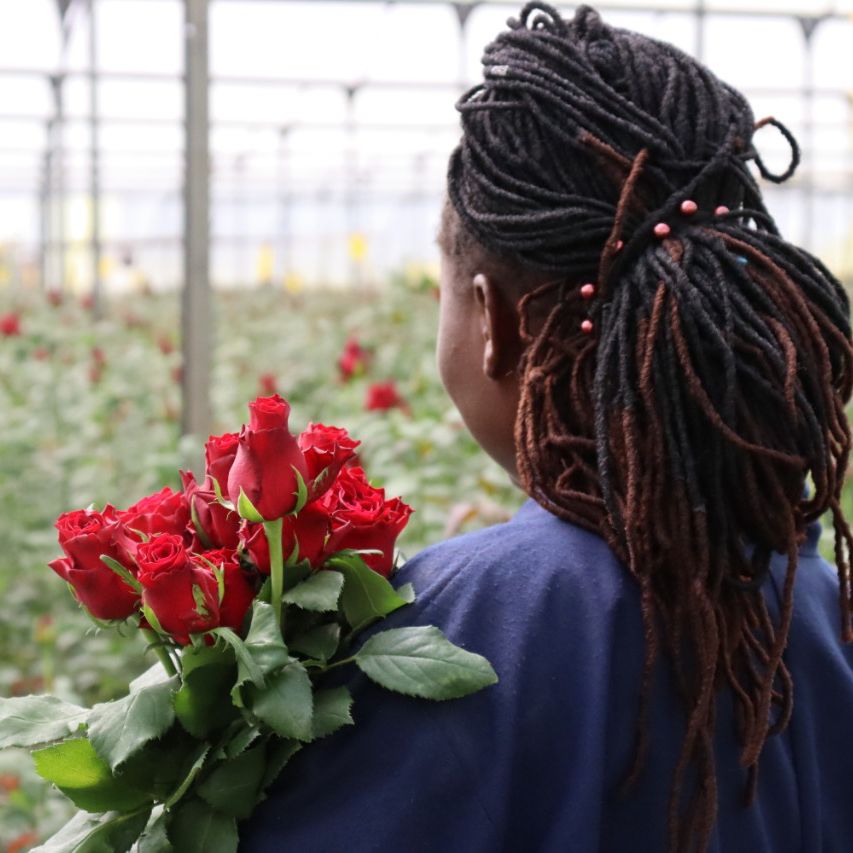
xmin=439 ymin=4 xmax=853 ymax=852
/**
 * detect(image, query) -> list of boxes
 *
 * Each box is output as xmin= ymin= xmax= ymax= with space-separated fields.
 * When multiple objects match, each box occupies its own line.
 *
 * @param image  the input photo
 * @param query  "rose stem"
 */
xmin=141 ymin=628 xmax=178 ymax=677
xmin=264 ymin=518 xmax=285 ymax=632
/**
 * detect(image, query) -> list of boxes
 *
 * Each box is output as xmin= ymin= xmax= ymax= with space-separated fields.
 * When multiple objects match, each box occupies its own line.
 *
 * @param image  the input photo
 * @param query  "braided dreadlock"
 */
xmin=439 ymin=4 xmax=853 ymax=851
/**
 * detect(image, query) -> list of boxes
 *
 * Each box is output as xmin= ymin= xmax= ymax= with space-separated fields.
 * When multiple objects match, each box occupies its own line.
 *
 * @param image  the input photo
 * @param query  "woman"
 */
xmin=241 ymin=5 xmax=853 ymax=851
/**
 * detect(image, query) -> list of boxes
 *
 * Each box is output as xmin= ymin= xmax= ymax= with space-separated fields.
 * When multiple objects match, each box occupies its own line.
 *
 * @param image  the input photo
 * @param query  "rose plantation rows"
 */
xmin=0 ymin=275 xmax=521 ymax=849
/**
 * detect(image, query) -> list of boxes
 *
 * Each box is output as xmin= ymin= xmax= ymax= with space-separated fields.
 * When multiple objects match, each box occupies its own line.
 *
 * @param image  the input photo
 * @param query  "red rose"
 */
xmin=119 ymin=487 xmax=190 ymax=542
xmin=181 ymin=471 xmax=241 ymax=550
xmin=364 ymin=380 xmax=409 ymax=414
xmin=298 ymin=423 xmax=360 ymax=501
xmin=1 ymin=312 xmax=21 ymax=337
xmin=192 ymin=548 xmax=255 ymax=634
xmin=137 ymin=534 xmax=219 ymax=645
xmin=322 ymin=467 xmax=412 ymax=576
xmin=227 ymin=395 xmax=309 ymax=521
xmin=337 ymin=337 xmax=369 ymax=381
xmin=240 ymin=502 xmax=330 ymax=573
xmin=49 ymin=506 xmax=140 ymax=620
xmin=205 ymin=432 xmax=239 ymax=492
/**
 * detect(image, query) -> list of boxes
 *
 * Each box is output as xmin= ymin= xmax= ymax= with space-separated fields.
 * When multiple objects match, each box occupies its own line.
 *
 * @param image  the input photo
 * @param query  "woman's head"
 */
xmin=438 ymin=4 xmax=853 ymax=851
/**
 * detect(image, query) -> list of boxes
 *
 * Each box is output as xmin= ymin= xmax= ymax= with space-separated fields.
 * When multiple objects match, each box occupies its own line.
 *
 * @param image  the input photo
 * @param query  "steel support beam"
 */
xmin=182 ymin=0 xmax=212 ymax=450
xmin=89 ymin=0 xmax=103 ymax=314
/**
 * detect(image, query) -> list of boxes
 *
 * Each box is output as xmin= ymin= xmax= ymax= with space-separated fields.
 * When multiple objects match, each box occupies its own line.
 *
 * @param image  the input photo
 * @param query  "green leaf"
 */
xmin=164 ymin=742 xmax=210 ymax=809
xmin=281 ymin=570 xmax=344 ymax=612
xmin=328 ymin=553 xmax=409 ymax=631
xmin=308 ymin=464 xmax=334 ymax=499
xmin=190 ymin=497 xmax=214 ymax=550
xmin=141 ymin=603 xmax=167 ymax=637
xmin=136 ymin=806 xmax=172 ymax=853
xmin=210 ymin=626 xmax=265 ymax=699
xmin=174 ymin=656 xmax=238 ymax=739
xmin=210 ymin=476 xmax=235 ymax=511
xmin=247 ymin=662 xmax=314 ymax=741
xmin=355 ymin=626 xmax=499 ymax=700
xmin=237 ymin=488 xmax=265 ymax=523
xmin=196 ymin=742 xmax=267 ymax=819
xmin=289 ymin=623 xmax=341 ymax=663
xmin=31 ymin=807 xmax=151 ymax=853
xmin=33 ymin=738 xmax=152 ymax=813
xmin=396 ymin=582 xmax=416 ymax=604
xmin=225 ymin=724 xmax=261 ymax=759
xmin=167 ymin=798 xmax=238 ymax=853
xmin=0 ymin=695 xmax=89 ymax=749
xmin=129 ymin=663 xmax=171 ymax=694
xmin=310 ymin=687 xmax=353 ymax=740
xmin=99 ymin=555 xmax=142 ymax=594
xmin=87 ymin=677 xmax=178 ymax=771
xmin=193 ymin=553 xmax=226 ymax=605
xmin=260 ymin=738 xmax=301 ymax=791
xmin=119 ymin=727 xmax=198 ymax=803
xmin=243 ymin=601 xmax=290 ymax=675
xmin=290 ymin=466 xmax=309 ymax=515
xmin=191 ymin=583 xmax=211 ymax=618
xmin=73 ymin=807 xmax=150 ymax=853
xmin=282 ymin=558 xmax=311 ymax=590
xmin=181 ymin=642 xmax=233 ymax=678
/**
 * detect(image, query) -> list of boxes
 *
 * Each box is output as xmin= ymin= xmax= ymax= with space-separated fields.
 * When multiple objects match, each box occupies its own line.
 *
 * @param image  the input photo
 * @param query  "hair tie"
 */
xmin=751 ymin=116 xmax=800 ymax=184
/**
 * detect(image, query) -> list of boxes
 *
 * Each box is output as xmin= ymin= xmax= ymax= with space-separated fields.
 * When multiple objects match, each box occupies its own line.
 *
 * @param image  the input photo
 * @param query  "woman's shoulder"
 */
xmin=388 ymin=497 xmax=640 ymax=651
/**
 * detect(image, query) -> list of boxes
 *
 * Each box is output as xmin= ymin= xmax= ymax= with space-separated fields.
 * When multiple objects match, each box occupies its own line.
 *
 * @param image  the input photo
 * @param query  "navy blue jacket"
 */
xmin=240 ymin=499 xmax=853 ymax=852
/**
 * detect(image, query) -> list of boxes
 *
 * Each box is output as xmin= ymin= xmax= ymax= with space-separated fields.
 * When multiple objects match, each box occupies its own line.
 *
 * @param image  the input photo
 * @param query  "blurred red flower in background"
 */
xmin=338 ymin=336 xmax=370 ymax=381
xmin=1 ymin=312 xmax=21 ymax=336
xmin=259 ymin=372 xmax=278 ymax=395
xmin=365 ymin=380 xmax=409 ymax=414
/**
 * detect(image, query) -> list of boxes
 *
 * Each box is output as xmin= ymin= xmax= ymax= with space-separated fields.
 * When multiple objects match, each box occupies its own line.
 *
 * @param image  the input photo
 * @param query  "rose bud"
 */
xmin=240 ymin=502 xmax=331 ymax=573
xmin=181 ymin=471 xmax=240 ymax=550
xmin=204 ymin=432 xmax=239 ymax=494
xmin=50 ymin=506 xmax=141 ymax=620
xmin=227 ymin=395 xmax=309 ymax=521
xmin=322 ymin=467 xmax=413 ymax=577
xmin=192 ymin=548 xmax=255 ymax=635
xmin=119 ymin=487 xmax=191 ymax=542
xmin=298 ymin=423 xmax=360 ymax=502
xmin=137 ymin=534 xmax=219 ymax=645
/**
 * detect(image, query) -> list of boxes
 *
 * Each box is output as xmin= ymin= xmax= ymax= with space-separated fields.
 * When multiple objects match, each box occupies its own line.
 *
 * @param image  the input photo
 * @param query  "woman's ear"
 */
xmin=472 ymin=272 xmax=521 ymax=380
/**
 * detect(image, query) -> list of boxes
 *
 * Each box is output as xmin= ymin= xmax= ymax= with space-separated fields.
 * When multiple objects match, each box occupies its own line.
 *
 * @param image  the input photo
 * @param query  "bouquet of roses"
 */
xmin=0 ymin=394 xmax=497 ymax=852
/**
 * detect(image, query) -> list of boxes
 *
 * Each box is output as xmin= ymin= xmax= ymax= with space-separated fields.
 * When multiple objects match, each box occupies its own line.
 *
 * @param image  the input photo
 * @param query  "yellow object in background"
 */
xmin=256 ymin=244 xmax=274 ymax=286
xmin=283 ymin=271 xmax=304 ymax=294
xmin=99 ymin=255 xmax=114 ymax=279
xmin=348 ymin=232 xmax=368 ymax=263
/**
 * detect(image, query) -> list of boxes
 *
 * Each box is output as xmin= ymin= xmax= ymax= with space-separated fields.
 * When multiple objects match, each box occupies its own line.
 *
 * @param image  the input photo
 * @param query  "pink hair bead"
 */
xmin=680 ymin=199 xmax=698 ymax=215
xmin=580 ymin=283 xmax=596 ymax=300
xmin=615 ymin=239 xmax=624 ymax=252
xmin=580 ymin=319 xmax=594 ymax=334
xmin=715 ymin=205 xmax=730 ymax=216
xmin=653 ymin=222 xmax=671 ymax=238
